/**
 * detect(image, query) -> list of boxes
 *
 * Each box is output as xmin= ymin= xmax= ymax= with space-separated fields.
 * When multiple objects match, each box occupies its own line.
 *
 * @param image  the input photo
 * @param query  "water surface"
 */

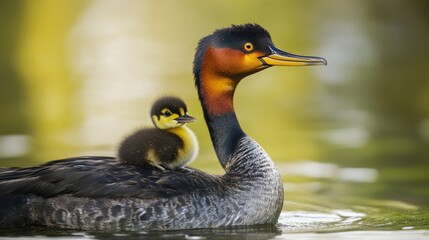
xmin=0 ymin=0 xmax=428 ymax=239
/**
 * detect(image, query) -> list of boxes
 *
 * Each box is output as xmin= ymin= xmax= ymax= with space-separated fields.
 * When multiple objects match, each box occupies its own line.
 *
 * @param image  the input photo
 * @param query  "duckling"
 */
xmin=118 ymin=96 xmax=198 ymax=170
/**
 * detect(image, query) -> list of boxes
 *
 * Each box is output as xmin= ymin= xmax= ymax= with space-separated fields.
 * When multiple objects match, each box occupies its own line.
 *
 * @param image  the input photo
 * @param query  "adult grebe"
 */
xmin=0 ymin=23 xmax=326 ymax=231
xmin=117 ymin=96 xmax=198 ymax=170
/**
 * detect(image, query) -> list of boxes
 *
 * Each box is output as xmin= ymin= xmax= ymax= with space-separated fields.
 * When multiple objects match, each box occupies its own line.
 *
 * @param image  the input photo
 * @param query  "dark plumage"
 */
xmin=0 ymin=157 xmax=220 ymax=199
xmin=193 ymin=23 xmax=272 ymax=86
xmin=117 ymin=96 xmax=198 ymax=170
xmin=0 ymin=23 xmax=326 ymax=231
xmin=118 ymin=129 xmax=183 ymax=168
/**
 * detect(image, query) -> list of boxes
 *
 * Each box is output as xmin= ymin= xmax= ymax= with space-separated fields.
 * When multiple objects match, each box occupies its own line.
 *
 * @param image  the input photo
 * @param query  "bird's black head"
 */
xmin=193 ymin=23 xmax=327 ymax=88
xmin=194 ymin=24 xmax=269 ymax=85
xmin=192 ymin=23 xmax=327 ymax=117
xmin=202 ymin=23 xmax=272 ymax=55
xmin=150 ymin=96 xmax=196 ymax=129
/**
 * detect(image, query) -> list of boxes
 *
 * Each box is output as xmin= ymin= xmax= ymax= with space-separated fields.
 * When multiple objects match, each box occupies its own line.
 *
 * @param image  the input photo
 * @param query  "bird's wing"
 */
xmin=0 ymin=156 xmax=224 ymax=199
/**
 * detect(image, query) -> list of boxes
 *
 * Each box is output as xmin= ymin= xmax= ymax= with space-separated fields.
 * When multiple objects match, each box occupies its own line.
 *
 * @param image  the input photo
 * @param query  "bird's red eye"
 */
xmin=243 ymin=42 xmax=254 ymax=52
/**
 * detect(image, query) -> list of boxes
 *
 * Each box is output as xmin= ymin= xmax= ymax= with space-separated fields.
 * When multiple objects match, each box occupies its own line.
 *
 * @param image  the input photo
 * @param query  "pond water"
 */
xmin=1 ymin=0 xmax=429 ymax=239
xmin=0 ymin=208 xmax=428 ymax=239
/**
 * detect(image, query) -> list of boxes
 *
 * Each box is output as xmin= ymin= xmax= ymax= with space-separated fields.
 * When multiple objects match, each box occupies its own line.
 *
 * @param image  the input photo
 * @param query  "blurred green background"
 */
xmin=0 ymin=0 xmax=428 ymax=214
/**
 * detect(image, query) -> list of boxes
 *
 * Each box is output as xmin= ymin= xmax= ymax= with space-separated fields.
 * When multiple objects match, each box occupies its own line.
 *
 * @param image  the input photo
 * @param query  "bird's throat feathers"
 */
xmin=197 ymin=47 xmax=243 ymax=116
xmin=200 ymin=75 xmax=236 ymax=116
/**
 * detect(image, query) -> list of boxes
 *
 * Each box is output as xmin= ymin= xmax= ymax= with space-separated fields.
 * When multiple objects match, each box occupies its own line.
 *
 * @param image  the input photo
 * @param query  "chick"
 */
xmin=118 ymin=97 xmax=198 ymax=170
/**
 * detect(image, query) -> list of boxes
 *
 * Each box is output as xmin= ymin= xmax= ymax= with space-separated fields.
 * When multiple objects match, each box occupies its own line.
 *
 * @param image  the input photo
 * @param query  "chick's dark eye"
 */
xmin=243 ymin=42 xmax=254 ymax=52
xmin=163 ymin=111 xmax=172 ymax=117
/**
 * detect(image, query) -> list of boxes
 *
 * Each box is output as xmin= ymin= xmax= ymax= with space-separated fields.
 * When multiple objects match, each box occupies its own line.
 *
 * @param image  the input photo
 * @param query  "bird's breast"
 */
xmin=166 ymin=126 xmax=199 ymax=168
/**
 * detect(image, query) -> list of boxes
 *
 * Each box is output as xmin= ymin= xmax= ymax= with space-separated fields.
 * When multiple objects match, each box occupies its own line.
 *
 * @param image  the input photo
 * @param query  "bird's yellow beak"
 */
xmin=260 ymin=45 xmax=327 ymax=67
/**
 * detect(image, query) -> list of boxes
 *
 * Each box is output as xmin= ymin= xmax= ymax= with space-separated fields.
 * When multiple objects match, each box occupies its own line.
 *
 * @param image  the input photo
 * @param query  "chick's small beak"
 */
xmin=259 ymin=45 xmax=327 ymax=67
xmin=175 ymin=114 xmax=196 ymax=123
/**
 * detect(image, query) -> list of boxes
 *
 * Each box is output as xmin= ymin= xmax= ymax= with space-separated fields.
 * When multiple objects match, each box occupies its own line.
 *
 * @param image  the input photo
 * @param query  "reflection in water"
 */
xmin=280 ymin=231 xmax=429 ymax=240
xmin=278 ymin=161 xmax=378 ymax=183
xmin=338 ymin=167 xmax=378 ymax=183
xmin=2 ymin=209 xmax=427 ymax=239
xmin=322 ymin=127 xmax=370 ymax=148
xmin=0 ymin=135 xmax=31 ymax=158
xmin=279 ymin=210 xmax=365 ymax=231
xmin=0 ymin=0 xmax=428 ymax=238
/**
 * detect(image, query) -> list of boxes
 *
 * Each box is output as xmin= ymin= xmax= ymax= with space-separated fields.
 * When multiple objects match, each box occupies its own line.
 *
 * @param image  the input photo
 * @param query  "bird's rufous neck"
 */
xmin=197 ymin=45 xmax=244 ymax=116
xmin=196 ymin=44 xmax=268 ymax=115
xmin=200 ymin=74 xmax=237 ymax=116
xmin=196 ymin=46 xmax=246 ymax=168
